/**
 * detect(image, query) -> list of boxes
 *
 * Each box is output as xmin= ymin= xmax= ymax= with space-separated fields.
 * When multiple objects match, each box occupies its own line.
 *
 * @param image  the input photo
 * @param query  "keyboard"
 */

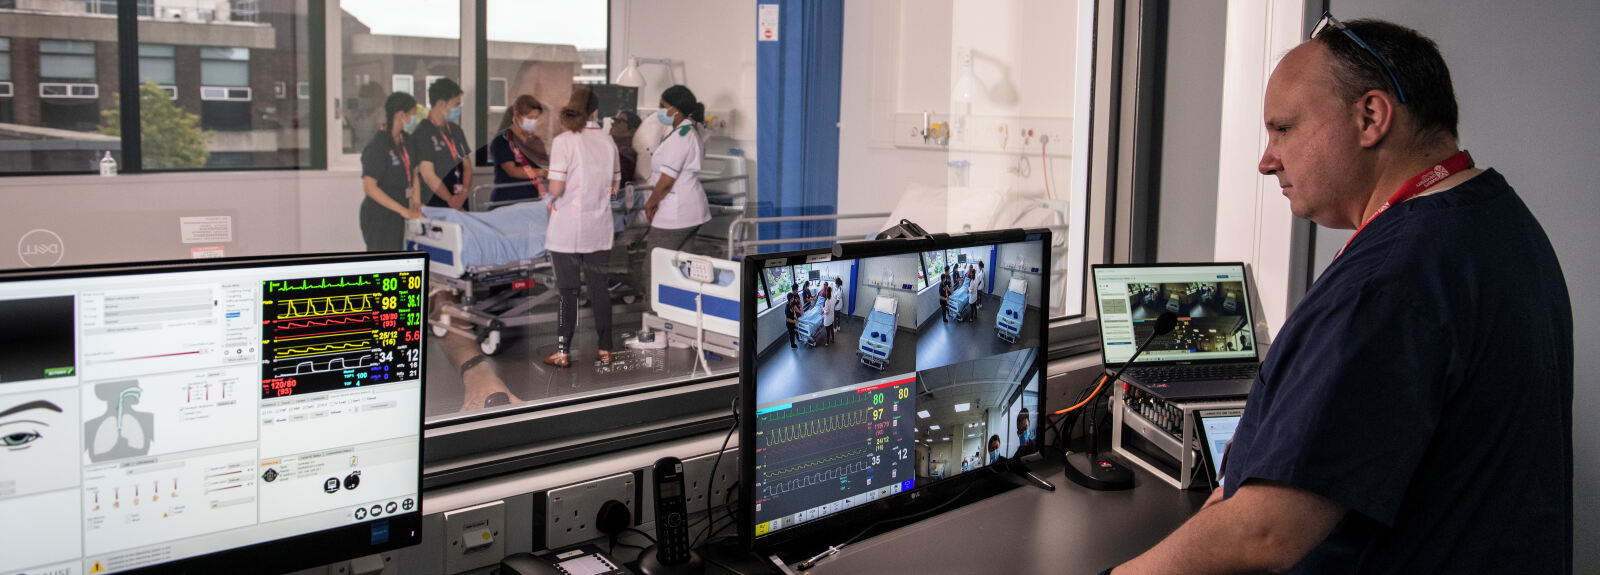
xmin=1126 ymin=363 xmax=1258 ymax=384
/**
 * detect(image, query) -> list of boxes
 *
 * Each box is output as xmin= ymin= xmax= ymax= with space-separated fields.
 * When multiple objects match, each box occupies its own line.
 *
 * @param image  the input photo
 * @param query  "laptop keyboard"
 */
xmin=1127 ymin=363 xmax=1258 ymax=383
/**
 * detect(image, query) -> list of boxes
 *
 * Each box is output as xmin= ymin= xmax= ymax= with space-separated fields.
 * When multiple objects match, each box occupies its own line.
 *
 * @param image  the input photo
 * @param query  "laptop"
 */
xmin=1194 ymin=408 xmax=1243 ymax=488
xmin=1092 ymin=263 xmax=1260 ymax=400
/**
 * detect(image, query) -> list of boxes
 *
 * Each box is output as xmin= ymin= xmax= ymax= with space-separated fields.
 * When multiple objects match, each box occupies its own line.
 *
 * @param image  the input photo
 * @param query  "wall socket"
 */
xmin=545 ymin=472 xmax=635 ymax=550
xmin=443 ymin=500 xmax=506 ymax=575
xmin=326 ymin=552 xmax=397 ymax=575
xmin=682 ymin=449 xmax=739 ymax=518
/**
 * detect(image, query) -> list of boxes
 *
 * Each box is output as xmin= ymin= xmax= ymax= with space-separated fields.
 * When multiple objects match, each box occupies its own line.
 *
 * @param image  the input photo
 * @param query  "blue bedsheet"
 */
xmin=858 ymin=310 xmax=897 ymax=369
xmin=996 ymin=290 xmax=1026 ymax=340
xmin=795 ymin=304 xmax=825 ymax=345
xmin=947 ymin=279 xmax=972 ymax=319
xmin=422 ymin=203 xmax=548 ymax=269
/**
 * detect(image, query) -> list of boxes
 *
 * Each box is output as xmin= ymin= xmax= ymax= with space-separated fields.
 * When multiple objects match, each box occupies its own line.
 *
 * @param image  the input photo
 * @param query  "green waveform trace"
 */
xmin=269 ymin=276 xmax=374 ymax=293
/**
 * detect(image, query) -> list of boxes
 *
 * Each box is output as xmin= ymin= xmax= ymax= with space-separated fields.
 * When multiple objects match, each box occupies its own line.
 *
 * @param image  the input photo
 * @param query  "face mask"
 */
xmin=402 ymin=115 xmax=419 ymax=133
xmin=656 ymin=109 xmax=673 ymax=126
xmin=446 ymin=106 xmax=462 ymax=124
xmin=519 ymin=117 xmax=537 ymax=133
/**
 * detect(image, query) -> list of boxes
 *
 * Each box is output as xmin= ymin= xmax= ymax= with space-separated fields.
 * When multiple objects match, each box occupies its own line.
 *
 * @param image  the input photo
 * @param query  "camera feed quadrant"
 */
xmin=753 ymin=253 xmax=921 ymax=401
xmin=916 ymin=241 xmax=1044 ymax=372
xmin=909 ymin=348 xmax=1040 ymax=483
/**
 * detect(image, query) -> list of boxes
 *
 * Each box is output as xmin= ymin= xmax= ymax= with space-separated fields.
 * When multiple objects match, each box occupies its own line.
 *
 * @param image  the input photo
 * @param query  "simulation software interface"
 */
xmin=752 ymin=240 xmax=1043 ymax=539
xmin=1094 ymin=264 xmax=1256 ymax=364
xmin=0 ymin=258 xmax=426 ymax=575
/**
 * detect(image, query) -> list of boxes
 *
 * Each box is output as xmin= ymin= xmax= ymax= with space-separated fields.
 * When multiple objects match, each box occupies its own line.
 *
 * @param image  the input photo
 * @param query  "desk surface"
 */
xmin=800 ymin=459 xmax=1205 ymax=575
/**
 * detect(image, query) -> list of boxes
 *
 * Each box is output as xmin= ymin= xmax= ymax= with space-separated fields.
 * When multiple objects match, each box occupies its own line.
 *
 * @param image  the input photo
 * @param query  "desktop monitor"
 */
xmin=0 ymin=253 xmax=427 ymax=575
xmin=740 ymin=230 xmax=1050 ymax=554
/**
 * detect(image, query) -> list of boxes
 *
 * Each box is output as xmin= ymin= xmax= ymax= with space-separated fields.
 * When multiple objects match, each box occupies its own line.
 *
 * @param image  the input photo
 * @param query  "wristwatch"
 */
xmin=460 ymin=354 xmax=491 ymax=377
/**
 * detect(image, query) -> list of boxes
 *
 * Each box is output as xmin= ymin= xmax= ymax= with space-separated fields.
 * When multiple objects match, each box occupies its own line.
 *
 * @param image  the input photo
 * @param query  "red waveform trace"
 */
xmin=276 ymin=316 xmax=373 ymax=329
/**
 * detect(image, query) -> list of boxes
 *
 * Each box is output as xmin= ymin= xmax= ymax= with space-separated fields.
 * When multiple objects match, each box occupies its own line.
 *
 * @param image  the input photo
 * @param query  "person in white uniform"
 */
xmin=642 ymin=85 xmax=712 ymax=290
xmin=818 ymin=282 xmax=836 ymax=346
xmin=543 ymin=87 xmax=621 ymax=367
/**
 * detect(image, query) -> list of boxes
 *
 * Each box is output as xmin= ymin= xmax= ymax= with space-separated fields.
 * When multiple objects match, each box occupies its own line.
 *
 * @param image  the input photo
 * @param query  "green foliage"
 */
xmin=100 ymin=80 xmax=211 ymax=169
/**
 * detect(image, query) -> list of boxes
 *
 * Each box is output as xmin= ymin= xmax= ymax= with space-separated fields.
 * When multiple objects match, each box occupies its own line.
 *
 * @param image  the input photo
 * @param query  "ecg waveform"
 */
xmin=753 ymin=377 xmax=917 ymax=526
xmin=260 ymin=271 xmax=423 ymax=398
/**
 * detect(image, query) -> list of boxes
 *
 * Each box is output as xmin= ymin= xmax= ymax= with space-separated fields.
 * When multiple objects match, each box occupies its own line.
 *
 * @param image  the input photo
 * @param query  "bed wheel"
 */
xmin=431 ymin=314 xmax=450 ymax=338
xmin=622 ymin=293 xmax=637 ymax=305
xmin=479 ymin=328 xmax=502 ymax=355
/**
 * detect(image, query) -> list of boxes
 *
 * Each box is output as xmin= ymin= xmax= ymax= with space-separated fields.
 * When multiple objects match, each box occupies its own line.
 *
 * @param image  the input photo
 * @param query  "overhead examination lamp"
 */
xmin=615 ymin=56 xmax=678 ymax=88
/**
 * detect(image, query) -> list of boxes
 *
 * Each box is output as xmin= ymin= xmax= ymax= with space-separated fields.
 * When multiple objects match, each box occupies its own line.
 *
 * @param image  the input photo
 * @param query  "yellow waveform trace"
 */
xmin=761 ymin=408 xmax=869 ymax=447
xmin=274 ymin=340 xmax=372 ymax=359
xmin=275 ymin=293 xmax=380 ymax=319
xmin=762 ymin=447 xmax=870 ymax=479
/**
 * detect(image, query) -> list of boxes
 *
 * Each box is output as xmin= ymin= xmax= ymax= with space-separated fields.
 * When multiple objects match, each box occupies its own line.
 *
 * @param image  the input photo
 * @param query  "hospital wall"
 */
xmin=994 ymin=242 xmax=1043 ymax=308
xmin=755 ymin=302 xmax=788 ymax=356
xmin=835 ymin=0 xmax=1078 ymax=238
xmin=853 ymin=255 xmax=921 ymax=331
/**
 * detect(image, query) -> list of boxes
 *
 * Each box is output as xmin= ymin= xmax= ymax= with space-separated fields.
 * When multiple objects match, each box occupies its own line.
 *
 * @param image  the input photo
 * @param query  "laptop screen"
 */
xmin=1092 ymin=264 xmax=1256 ymax=365
xmin=1197 ymin=411 xmax=1242 ymax=485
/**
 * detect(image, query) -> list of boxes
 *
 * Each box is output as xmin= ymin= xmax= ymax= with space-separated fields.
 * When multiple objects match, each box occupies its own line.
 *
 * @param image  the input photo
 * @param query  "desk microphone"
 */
xmin=1064 ymin=311 xmax=1177 ymax=491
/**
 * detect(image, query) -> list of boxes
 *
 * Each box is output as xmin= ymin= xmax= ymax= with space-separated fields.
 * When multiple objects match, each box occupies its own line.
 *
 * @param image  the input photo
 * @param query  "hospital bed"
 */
xmin=405 ymin=199 xmax=554 ymax=355
xmin=995 ymin=277 xmax=1028 ymax=343
xmin=795 ymin=300 xmax=826 ymax=347
xmin=638 ymin=249 xmax=742 ymax=366
xmin=858 ymin=296 xmax=899 ymax=370
xmin=947 ymin=277 xmax=974 ymax=322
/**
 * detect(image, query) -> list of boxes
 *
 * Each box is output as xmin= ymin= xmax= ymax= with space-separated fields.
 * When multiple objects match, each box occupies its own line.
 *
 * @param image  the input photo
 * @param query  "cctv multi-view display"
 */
xmin=741 ymin=231 xmax=1049 ymax=546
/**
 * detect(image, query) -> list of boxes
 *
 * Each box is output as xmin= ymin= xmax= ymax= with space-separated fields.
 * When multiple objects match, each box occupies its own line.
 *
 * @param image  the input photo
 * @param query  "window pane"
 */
xmin=139 ymin=58 xmax=176 ymax=86
xmin=200 ymin=60 xmax=250 ymax=87
xmin=835 ymin=1 xmax=1090 ymax=318
xmin=138 ymin=6 xmax=310 ymax=170
xmin=0 ymin=20 xmax=119 ymax=173
xmin=340 ymin=0 xmax=460 ymax=155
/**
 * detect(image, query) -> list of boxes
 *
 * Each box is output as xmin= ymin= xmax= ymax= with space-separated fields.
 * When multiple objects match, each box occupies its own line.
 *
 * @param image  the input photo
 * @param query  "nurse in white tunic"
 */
xmin=544 ymin=87 xmax=621 ymax=367
xmin=642 ymin=85 xmax=712 ymax=290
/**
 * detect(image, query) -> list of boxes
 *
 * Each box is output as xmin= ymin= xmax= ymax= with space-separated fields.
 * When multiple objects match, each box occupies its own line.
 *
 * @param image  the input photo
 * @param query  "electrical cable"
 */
xmin=1041 ymin=139 xmax=1053 ymax=200
xmin=692 ymin=397 xmax=739 ymax=548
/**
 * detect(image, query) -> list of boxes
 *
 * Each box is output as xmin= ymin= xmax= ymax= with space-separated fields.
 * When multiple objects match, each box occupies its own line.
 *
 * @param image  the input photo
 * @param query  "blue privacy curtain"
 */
xmin=757 ymin=0 xmax=844 ymax=253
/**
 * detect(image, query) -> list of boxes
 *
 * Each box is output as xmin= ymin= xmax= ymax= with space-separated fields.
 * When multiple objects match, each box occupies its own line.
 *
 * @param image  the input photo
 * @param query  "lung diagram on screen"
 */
xmin=259 ymin=273 xmax=423 ymax=399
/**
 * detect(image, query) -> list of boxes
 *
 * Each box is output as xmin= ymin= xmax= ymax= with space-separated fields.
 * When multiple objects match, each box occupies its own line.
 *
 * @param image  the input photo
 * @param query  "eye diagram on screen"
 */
xmin=752 ymin=375 xmax=916 ymax=536
xmin=259 ymin=273 xmax=423 ymax=398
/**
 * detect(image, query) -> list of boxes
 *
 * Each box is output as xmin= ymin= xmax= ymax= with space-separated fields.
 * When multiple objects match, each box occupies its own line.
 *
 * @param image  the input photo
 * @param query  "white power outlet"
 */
xmin=546 ymin=472 xmax=635 ymax=550
xmin=681 ymin=449 xmax=739 ymax=517
xmin=443 ymin=500 xmax=506 ymax=575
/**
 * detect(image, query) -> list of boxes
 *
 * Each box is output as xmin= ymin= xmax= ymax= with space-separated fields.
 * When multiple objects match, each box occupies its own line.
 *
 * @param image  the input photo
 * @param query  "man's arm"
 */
xmin=1112 ymin=480 xmax=1345 ymax=575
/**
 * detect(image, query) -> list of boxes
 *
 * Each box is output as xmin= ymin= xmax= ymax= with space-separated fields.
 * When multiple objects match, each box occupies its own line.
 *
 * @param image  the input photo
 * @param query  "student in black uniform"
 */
xmin=413 ymin=78 xmax=472 ymax=210
xmin=488 ymin=94 xmax=547 ymax=203
xmin=359 ymin=92 xmax=422 ymax=251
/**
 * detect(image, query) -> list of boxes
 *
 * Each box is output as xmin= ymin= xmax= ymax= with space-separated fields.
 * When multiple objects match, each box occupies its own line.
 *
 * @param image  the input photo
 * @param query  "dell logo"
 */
xmin=16 ymin=229 xmax=65 ymax=268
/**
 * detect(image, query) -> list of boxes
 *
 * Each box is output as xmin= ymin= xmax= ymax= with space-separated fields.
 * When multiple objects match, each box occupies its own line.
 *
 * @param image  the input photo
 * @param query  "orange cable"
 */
xmin=1053 ymin=372 xmax=1109 ymax=415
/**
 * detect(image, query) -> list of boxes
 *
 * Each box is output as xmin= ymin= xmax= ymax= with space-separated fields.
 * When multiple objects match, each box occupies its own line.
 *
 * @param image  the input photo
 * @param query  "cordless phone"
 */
xmin=651 ymin=457 xmax=692 ymax=565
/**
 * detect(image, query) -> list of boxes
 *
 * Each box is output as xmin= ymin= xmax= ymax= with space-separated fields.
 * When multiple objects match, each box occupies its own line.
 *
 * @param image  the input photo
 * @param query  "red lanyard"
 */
xmin=436 ymin=120 xmax=460 ymax=161
xmin=398 ymin=143 xmax=413 ymax=187
xmin=1336 ymin=150 xmax=1473 ymax=259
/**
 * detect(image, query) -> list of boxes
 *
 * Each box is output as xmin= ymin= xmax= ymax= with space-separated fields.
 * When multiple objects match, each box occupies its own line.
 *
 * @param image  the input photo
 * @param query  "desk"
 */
xmin=794 ymin=460 xmax=1203 ymax=575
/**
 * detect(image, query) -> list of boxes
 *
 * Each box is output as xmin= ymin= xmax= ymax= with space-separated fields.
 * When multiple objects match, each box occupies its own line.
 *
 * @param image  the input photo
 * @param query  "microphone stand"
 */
xmin=1063 ymin=312 xmax=1175 ymax=491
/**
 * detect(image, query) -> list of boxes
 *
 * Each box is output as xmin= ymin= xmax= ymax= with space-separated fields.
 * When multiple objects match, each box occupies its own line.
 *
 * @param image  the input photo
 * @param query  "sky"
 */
xmin=342 ymin=0 xmax=607 ymax=49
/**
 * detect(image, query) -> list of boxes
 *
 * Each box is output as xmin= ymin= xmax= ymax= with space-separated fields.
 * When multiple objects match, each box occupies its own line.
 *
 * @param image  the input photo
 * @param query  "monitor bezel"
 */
xmin=0 ymin=251 xmax=428 ymax=575
xmin=739 ymin=230 xmax=1052 ymax=556
xmin=1089 ymin=262 xmax=1258 ymax=367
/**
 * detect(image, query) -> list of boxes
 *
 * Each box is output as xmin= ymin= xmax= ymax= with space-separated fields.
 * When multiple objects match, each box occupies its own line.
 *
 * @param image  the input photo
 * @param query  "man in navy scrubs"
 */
xmin=1109 ymin=16 xmax=1572 ymax=574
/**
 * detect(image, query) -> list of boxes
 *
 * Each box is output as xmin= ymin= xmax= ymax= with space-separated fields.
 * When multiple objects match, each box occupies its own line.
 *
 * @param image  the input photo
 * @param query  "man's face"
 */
xmin=1258 ymin=44 xmax=1372 ymax=229
xmin=988 ymin=439 xmax=999 ymax=453
xmin=1016 ymin=415 xmax=1029 ymax=437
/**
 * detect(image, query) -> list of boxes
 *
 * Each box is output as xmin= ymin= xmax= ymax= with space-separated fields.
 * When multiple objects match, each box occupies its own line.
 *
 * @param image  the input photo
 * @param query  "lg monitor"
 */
xmin=0 ymin=252 xmax=427 ymax=574
xmin=740 ymin=230 xmax=1050 ymax=556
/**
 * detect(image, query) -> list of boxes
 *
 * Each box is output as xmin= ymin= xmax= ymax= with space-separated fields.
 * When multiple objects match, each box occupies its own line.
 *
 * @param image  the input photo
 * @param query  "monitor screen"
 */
xmin=0 ymin=253 xmax=426 ymax=575
xmin=1092 ymin=264 xmax=1256 ymax=365
xmin=744 ymin=233 xmax=1047 ymax=544
xmin=1197 ymin=411 xmax=1242 ymax=486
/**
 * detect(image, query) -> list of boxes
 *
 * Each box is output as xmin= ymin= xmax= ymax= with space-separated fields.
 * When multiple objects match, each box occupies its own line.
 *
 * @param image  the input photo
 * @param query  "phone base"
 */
xmin=636 ymin=546 xmax=704 ymax=575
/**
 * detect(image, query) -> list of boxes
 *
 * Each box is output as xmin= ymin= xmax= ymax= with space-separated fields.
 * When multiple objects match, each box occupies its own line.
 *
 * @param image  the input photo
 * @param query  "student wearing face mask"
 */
xmin=413 ymin=78 xmax=473 ymax=210
xmin=489 ymin=95 xmax=549 ymax=203
xmin=359 ymin=91 xmax=424 ymax=251
xmin=642 ymin=85 xmax=712 ymax=290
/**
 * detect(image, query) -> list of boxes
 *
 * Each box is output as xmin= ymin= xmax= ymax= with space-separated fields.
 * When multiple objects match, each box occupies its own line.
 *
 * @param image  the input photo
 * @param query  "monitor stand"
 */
xmin=999 ymin=458 xmax=1056 ymax=492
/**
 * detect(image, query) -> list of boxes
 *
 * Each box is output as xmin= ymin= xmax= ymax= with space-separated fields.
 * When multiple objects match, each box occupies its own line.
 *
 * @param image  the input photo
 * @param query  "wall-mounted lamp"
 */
xmin=952 ymin=47 xmax=986 ymax=104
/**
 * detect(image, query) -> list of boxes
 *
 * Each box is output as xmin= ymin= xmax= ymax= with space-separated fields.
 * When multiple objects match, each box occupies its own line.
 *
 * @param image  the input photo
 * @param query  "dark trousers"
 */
xmin=642 ymin=224 xmax=702 ymax=292
xmin=940 ymin=297 xmax=949 ymax=321
xmin=552 ymin=250 xmax=613 ymax=353
xmin=787 ymin=323 xmax=798 ymax=347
